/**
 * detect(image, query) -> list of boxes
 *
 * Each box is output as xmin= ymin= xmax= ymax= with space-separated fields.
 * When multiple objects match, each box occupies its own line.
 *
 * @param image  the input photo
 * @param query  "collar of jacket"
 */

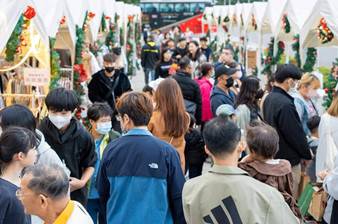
xmin=124 ymin=128 xmax=153 ymax=136
xmin=147 ymin=41 xmax=156 ymax=47
xmin=177 ymin=71 xmax=192 ymax=77
xmin=209 ymin=164 xmax=249 ymax=176
xmin=272 ymin=86 xmax=294 ymax=101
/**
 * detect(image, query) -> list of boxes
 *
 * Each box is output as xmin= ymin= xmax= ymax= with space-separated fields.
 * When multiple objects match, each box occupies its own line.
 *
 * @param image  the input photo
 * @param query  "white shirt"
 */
xmin=67 ymin=201 xmax=93 ymax=224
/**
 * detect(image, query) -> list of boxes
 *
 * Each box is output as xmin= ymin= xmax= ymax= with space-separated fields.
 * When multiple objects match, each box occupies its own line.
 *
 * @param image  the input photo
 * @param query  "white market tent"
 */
xmin=275 ymin=0 xmax=317 ymax=42
xmin=300 ymin=0 xmax=338 ymax=48
xmin=245 ymin=2 xmax=267 ymax=33
xmin=261 ymin=0 xmax=287 ymax=35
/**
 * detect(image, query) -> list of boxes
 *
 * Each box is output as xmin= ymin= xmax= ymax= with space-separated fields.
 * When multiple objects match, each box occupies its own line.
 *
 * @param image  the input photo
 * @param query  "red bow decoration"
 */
xmin=73 ymin=64 xmax=88 ymax=82
xmin=60 ymin=16 xmax=66 ymax=25
xmin=128 ymin=15 xmax=134 ymax=22
xmin=88 ymin=12 xmax=96 ymax=19
xmin=105 ymin=16 xmax=111 ymax=20
xmin=24 ymin=6 xmax=36 ymax=20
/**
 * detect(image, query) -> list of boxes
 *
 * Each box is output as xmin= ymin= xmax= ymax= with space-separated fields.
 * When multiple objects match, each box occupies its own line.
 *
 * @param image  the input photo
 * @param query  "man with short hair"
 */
xmin=182 ymin=117 xmax=299 ymax=224
xmin=200 ymin=36 xmax=212 ymax=62
xmin=173 ymin=56 xmax=202 ymax=125
xmin=263 ymin=64 xmax=312 ymax=197
xmin=88 ymin=53 xmax=132 ymax=131
xmin=214 ymin=47 xmax=234 ymax=68
xmin=19 ymin=164 xmax=93 ymax=224
xmin=210 ymin=64 xmax=238 ymax=116
xmin=174 ymin=37 xmax=188 ymax=61
xmin=98 ymin=92 xmax=185 ymax=224
xmin=141 ymin=35 xmax=160 ymax=84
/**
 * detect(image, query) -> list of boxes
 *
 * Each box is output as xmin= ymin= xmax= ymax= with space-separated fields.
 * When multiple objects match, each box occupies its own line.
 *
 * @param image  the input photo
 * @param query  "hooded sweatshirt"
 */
xmin=39 ymin=118 xmax=97 ymax=205
xmin=141 ymin=41 xmax=160 ymax=69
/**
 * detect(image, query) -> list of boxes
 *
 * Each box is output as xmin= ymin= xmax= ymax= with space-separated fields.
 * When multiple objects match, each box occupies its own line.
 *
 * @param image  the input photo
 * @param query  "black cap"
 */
xmin=215 ymin=64 xmax=238 ymax=79
xmin=178 ymin=37 xmax=187 ymax=42
xmin=275 ymin=64 xmax=302 ymax=83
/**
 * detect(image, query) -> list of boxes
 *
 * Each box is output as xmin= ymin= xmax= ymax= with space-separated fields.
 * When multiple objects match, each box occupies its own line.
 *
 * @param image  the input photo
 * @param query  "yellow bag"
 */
xmin=308 ymin=186 xmax=328 ymax=221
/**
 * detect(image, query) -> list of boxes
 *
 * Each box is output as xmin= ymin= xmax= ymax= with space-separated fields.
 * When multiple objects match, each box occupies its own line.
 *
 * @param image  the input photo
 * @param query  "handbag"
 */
xmin=308 ymin=186 xmax=328 ymax=221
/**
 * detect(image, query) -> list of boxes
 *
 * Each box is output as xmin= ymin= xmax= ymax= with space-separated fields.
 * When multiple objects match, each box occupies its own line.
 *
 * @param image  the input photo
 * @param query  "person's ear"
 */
xmin=204 ymin=146 xmax=212 ymax=157
xmin=39 ymin=194 xmax=48 ymax=209
xmin=15 ymin=152 xmax=25 ymax=161
xmin=89 ymin=119 xmax=96 ymax=129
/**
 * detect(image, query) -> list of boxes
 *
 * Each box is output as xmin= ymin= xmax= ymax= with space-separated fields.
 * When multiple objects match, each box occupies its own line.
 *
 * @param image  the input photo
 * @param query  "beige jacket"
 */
xmin=183 ymin=165 xmax=300 ymax=224
xmin=148 ymin=111 xmax=189 ymax=172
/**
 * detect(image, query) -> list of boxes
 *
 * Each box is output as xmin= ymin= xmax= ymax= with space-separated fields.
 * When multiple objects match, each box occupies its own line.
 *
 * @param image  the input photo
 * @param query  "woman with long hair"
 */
xmin=195 ymin=63 xmax=214 ymax=130
xmin=235 ymin=76 xmax=264 ymax=132
xmin=0 ymin=127 xmax=37 ymax=224
xmin=188 ymin=41 xmax=207 ymax=77
xmin=292 ymin=73 xmax=321 ymax=136
xmin=316 ymin=90 xmax=338 ymax=223
xmin=154 ymin=48 xmax=174 ymax=80
xmin=148 ymin=78 xmax=190 ymax=172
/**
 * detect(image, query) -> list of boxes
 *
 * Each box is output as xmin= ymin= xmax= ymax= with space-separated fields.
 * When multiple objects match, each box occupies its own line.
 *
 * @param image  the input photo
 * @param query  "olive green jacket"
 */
xmin=183 ymin=165 xmax=299 ymax=224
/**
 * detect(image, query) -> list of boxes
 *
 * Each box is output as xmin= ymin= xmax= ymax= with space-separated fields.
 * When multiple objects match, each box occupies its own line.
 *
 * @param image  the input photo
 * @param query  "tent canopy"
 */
xmin=245 ymin=2 xmax=267 ymax=32
xmin=261 ymin=0 xmax=287 ymax=34
xmin=300 ymin=0 xmax=338 ymax=48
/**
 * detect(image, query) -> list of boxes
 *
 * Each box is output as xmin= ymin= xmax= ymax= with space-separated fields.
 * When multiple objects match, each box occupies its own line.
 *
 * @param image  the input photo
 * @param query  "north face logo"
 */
xmin=148 ymin=163 xmax=159 ymax=169
xmin=203 ymin=196 xmax=243 ymax=224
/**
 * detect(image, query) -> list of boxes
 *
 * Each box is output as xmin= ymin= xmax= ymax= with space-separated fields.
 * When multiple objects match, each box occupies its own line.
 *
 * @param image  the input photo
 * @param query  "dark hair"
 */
xmin=223 ymin=46 xmax=234 ymax=55
xmin=307 ymin=115 xmax=321 ymax=133
xmin=0 ymin=104 xmax=36 ymax=132
xmin=188 ymin=41 xmax=203 ymax=61
xmin=199 ymin=36 xmax=208 ymax=42
xmin=160 ymin=48 xmax=173 ymax=63
xmin=274 ymin=64 xmax=302 ymax=83
xmin=0 ymin=127 xmax=37 ymax=173
xmin=155 ymin=78 xmax=189 ymax=137
xmin=22 ymin=164 xmax=69 ymax=199
xmin=178 ymin=56 xmax=191 ymax=70
xmin=103 ymin=53 xmax=118 ymax=63
xmin=246 ymin=123 xmax=279 ymax=159
xmin=116 ymin=92 xmax=154 ymax=126
xmin=45 ymin=88 xmax=79 ymax=112
xmin=203 ymin=117 xmax=241 ymax=157
xmin=198 ymin=63 xmax=213 ymax=79
xmin=265 ymin=74 xmax=275 ymax=92
xmin=87 ymin=102 xmax=113 ymax=122
xmin=235 ymin=76 xmax=260 ymax=109
xmin=142 ymin=85 xmax=154 ymax=96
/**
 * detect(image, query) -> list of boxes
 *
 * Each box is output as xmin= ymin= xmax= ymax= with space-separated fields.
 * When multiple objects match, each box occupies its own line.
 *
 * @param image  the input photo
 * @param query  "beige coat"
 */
xmin=148 ymin=111 xmax=189 ymax=172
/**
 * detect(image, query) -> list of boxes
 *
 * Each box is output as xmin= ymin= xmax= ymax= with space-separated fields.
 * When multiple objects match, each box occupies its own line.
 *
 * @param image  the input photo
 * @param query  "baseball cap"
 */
xmin=215 ymin=64 xmax=238 ymax=79
xmin=216 ymin=104 xmax=236 ymax=116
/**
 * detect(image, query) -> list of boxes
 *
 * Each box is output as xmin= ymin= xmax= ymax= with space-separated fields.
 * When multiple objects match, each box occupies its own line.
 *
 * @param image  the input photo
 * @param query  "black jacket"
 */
xmin=141 ymin=41 xmax=160 ymax=69
xmin=155 ymin=60 xmax=173 ymax=79
xmin=88 ymin=69 xmax=132 ymax=113
xmin=210 ymin=86 xmax=236 ymax=117
xmin=173 ymin=72 xmax=202 ymax=125
xmin=185 ymin=128 xmax=206 ymax=165
xmin=263 ymin=86 xmax=312 ymax=166
xmin=174 ymin=47 xmax=188 ymax=60
xmin=39 ymin=118 xmax=97 ymax=205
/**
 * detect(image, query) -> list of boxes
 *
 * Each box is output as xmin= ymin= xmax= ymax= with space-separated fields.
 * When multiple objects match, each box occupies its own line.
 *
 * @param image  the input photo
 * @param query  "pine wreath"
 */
xmin=303 ymin=48 xmax=317 ymax=72
xmin=291 ymin=34 xmax=301 ymax=67
xmin=282 ymin=14 xmax=291 ymax=34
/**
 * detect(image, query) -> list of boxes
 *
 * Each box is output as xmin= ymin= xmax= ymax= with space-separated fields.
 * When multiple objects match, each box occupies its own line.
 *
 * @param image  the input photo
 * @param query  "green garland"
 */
xmin=292 ymin=34 xmax=301 ymax=67
xmin=302 ymin=48 xmax=317 ymax=72
xmin=323 ymin=73 xmax=338 ymax=108
xmin=49 ymin=38 xmax=61 ymax=89
xmin=126 ymin=17 xmax=135 ymax=77
xmin=262 ymin=37 xmax=274 ymax=75
xmin=282 ymin=14 xmax=291 ymax=34
xmin=120 ymin=27 xmax=124 ymax=47
xmin=101 ymin=14 xmax=107 ymax=32
xmin=275 ymin=41 xmax=285 ymax=64
xmin=73 ymin=25 xmax=85 ymax=100
xmin=5 ymin=16 xmax=24 ymax=62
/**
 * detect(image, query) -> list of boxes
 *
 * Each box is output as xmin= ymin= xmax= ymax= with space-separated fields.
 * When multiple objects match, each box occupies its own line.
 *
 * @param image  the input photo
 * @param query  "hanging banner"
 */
xmin=23 ymin=68 xmax=50 ymax=86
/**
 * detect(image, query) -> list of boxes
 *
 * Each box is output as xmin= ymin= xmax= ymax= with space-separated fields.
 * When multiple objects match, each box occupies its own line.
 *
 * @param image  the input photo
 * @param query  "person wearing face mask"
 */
xmin=86 ymin=102 xmax=120 ymax=224
xmin=88 ymin=53 xmax=132 ymax=132
xmin=263 ymin=64 xmax=312 ymax=199
xmin=291 ymin=73 xmax=321 ymax=136
xmin=39 ymin=88 xmax=97 ymax=206
xmin=97 ymin=92 xmax=185 ymax=224
xmin=210 ymin=64 xmax=238 ymax=117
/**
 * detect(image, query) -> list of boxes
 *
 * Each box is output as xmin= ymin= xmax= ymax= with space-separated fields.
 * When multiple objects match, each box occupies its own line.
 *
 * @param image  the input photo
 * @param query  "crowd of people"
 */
xmin=0 ymin=29 xmax=338 ymax=224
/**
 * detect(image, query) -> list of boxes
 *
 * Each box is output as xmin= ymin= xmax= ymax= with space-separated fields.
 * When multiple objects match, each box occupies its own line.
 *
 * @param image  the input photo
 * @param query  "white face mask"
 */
xmin=49 ymin=114 xmax=72 ymax=130
xmin=96 ymin=122 xmax=112 ymax=135
xmin=307 ymin=89 xmax=318 ymax=99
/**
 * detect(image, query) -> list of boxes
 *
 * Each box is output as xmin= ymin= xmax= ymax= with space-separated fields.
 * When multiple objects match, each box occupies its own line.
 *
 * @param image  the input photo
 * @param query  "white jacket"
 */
xmin=316 ymin=113 xmax=338 ymax=175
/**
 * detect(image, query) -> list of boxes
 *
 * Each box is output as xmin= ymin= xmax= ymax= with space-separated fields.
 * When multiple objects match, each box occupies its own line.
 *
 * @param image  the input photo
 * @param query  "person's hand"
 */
xmin=69 ymin=177 xmax=85 ymax=192
xmin=241 ymin=154 xmax=254 ymax=163
xmin=317 ymin=169 xmax=330 ymax=181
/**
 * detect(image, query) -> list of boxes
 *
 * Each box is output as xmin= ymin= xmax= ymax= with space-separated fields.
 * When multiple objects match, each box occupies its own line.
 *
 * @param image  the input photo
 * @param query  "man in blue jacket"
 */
xmin=98 ymin=92 xmax=186 ymax=224
xmin=210 ymin=64 xmax=238 ymax=117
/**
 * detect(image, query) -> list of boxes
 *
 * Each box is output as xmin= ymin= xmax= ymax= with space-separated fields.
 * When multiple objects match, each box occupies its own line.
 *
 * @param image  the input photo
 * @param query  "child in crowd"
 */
xmin=86 ymin=102 xmax=120 ymax=224
xmin=184 ymin=116 xmax=206 ymax=179
xmin=306 ymin=115 xmax=321 ymax=183
xmin=239 ymin=122 xmax=302 ymax=219
xmin=39 ymin=88 xmax=97 ymax=206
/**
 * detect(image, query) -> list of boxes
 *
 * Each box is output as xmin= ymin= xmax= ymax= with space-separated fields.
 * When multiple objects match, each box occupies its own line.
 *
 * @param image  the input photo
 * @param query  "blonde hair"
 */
xmin=298 ymin=73 xmax=321 ymax=90
xmin=328 ymin=91 xmax=338 ymax=117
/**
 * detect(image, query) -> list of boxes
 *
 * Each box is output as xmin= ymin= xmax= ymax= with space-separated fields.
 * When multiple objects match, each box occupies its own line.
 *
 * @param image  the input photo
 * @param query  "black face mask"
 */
xmin=105 ymin=67 xmax=115 ymax=73
xmin=256 ymin=89 xmax=265 ymax=99
xmin=225 ymin=77 xmax=234 ymax=88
